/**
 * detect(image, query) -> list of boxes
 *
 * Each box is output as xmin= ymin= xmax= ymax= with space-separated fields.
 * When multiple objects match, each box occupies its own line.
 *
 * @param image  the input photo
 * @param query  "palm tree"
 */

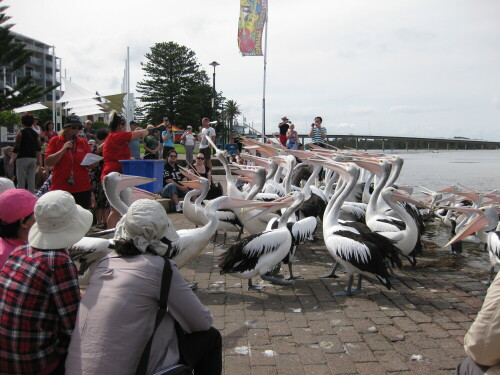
xmin=223 ymin=100 xmax=241 ymax=133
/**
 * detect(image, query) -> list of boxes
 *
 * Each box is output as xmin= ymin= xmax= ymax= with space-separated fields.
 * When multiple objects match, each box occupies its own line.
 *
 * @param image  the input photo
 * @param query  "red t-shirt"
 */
xmin=101 ymin=131 xmax=133 ymax=181
xmin=45 ymin=135 xmax=92 ymax=193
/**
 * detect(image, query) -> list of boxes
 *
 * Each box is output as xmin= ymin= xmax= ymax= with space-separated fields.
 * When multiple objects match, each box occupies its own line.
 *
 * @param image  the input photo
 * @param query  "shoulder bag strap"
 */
xmin=136 ymin=257 xmax=173 ymax=375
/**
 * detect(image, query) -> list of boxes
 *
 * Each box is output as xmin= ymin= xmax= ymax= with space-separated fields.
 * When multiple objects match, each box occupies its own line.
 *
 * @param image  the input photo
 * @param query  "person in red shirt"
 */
xmin=102 ymin=111 xmax=149 ymax=228
xmin=45 ymin=116 xmax=95 ymax=209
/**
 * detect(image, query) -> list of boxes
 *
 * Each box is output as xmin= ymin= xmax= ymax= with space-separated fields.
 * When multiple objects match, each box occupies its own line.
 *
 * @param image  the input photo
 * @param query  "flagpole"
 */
xmin=261 ymin=1 xmax=268 ymax=143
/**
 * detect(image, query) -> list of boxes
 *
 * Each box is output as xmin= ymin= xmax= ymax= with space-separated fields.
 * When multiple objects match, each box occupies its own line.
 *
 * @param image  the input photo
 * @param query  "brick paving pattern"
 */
xmin=168 ymin=212 xmax=488 ymax=375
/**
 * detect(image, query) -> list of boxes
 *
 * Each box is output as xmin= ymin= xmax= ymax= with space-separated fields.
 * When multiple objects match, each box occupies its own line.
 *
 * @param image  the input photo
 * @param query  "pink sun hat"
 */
xmin=0 ymin=189 xmax=37 ymax=224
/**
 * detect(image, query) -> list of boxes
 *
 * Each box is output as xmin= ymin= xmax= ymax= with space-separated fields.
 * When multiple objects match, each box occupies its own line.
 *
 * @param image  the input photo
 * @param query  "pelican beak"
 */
xmin=216 ymin=197 xmax=289 ymax=211
xmin=352 ymin=159 xmax=381 ymax=175
xmin=180 ymin=180 xmax=201 ymax=190
xmin=437 ymin=185 xmax=457 ymax=194
xmin=206 ymin=135 xmax=220 ymax=151
xmin=443 ymin=212 xmax=489 ymax=248
xmin=391 ymin=190 xmax=428 ymax=208
xmin=115 ymin=174 xmax=156 ymax=191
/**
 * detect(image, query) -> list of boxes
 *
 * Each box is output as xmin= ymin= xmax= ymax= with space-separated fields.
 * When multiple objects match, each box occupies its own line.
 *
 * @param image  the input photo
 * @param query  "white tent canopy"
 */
xmin=13 ymin=102 xmax=49 ymax=113
xmin=68 ymin=104 xmax=107 ymax=116
xmin=57 ymin=79 xmax=98 ymax=103
xmin=63 ymin=98 xmax=107 ymax=110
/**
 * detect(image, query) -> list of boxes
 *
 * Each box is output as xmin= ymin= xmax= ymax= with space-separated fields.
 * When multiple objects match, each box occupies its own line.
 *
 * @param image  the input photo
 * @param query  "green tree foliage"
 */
xmin=0 ymin=110 xmax=19 ymax=129
xmin=0 ymin=1 xmax=58 ymax=110
xmin=223 ymin=100 xmax=241 ymax=133
xmin=137 ymin=42 xmax=216 ymax=126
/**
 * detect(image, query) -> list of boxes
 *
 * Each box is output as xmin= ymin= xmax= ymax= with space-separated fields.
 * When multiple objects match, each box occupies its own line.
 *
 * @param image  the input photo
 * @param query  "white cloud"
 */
xmin=349 ymin=106 xmax=377 ymax=114
xmin=337 ymin=123 xmax=357 ymax=130
xmin=388 ymin=106 xmax=450 ymax=114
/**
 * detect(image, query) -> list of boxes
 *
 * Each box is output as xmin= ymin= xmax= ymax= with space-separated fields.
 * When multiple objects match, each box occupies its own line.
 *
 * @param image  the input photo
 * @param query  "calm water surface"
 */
xmin=386 ymin=149 xmax=499 ymax=271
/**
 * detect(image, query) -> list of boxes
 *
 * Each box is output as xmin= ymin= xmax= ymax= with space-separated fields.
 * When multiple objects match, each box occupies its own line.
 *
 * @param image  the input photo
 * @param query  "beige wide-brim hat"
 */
xmin=29 ymin=190 xmax=93 ymax=249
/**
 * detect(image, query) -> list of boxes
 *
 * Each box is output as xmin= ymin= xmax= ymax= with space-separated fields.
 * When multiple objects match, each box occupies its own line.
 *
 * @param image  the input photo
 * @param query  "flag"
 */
xmin=238 ymin=0 xmax=267 ymax=56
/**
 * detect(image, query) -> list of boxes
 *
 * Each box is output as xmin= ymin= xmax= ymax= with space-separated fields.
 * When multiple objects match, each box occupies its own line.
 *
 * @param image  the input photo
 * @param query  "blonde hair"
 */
xmin=146 ymin=124 xmax=154 ymax=129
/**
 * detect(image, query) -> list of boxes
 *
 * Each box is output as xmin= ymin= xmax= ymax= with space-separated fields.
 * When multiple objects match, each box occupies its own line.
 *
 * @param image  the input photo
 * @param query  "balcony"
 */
xmin=29 ymin=56 xmax=42 ymax=65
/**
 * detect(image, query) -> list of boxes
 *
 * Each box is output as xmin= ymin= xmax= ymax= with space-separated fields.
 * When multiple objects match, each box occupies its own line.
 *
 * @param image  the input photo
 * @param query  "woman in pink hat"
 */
xmin=0 ymin=190 xmax=93 ymax=374
xmin=0 ymin=189 xmax=37 ymax=268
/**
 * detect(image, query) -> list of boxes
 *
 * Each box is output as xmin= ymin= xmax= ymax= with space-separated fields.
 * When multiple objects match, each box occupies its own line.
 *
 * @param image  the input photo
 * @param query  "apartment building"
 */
xmin=2 ymin=31 xmax=61 ymax=102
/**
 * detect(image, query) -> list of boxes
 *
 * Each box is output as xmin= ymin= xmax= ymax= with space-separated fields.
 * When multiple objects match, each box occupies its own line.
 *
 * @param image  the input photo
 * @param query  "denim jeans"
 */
xmin=160 ymin=183 xmax=186 ymax=199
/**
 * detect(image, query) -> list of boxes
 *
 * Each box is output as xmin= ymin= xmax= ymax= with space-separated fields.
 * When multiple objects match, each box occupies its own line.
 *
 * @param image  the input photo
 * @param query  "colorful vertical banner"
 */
xmin=238 ymin=0 xmax=268 ymax=56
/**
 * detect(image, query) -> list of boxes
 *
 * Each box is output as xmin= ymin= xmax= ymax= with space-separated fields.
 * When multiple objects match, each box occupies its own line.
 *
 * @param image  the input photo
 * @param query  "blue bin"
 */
xmin=119 ymin=160 xmax=164 ymax=193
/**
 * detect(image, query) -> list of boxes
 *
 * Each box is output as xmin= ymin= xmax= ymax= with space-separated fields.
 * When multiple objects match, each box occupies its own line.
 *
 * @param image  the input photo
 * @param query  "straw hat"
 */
xmin=28 ymin=190 xmax=93 ymax=249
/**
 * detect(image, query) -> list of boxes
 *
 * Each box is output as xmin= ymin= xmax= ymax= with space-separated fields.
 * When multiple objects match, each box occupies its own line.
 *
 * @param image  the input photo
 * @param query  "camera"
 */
xmin=67 ymin=175 xmax=75 ymax=186
xmin=311 ymin=123 xmax=315 ymax=127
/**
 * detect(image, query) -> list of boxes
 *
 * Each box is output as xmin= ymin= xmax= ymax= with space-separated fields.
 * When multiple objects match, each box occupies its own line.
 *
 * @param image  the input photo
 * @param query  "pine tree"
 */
xmin=0 ymin=1 xmax=57 ymax=110
xmin=136 ymin=42 xmax=216 ymax=126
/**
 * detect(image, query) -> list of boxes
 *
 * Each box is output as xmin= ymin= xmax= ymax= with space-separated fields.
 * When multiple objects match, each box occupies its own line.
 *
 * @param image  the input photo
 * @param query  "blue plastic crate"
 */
xmin=119 ymin=160 xmax=164 ymax=193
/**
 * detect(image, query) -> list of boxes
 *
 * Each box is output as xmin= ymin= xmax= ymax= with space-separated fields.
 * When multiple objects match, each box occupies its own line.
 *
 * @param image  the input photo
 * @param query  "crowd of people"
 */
xmin=0 ymin=111 xmax=224 ymax=374
xmin=2 ymin=110 xmax=500 ymax=374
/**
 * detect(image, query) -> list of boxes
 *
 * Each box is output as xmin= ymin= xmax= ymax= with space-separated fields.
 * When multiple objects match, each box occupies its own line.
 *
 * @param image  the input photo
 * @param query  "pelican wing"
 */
xmin=291 ymin=217 xmax=317 ymax=244
xmin=331 ymin=230 xmax=399 ymax=274
xmin=219 ymin=231 xmax=283 ymax=274
xmin=68 ymin=237 xmax=113 ymax=287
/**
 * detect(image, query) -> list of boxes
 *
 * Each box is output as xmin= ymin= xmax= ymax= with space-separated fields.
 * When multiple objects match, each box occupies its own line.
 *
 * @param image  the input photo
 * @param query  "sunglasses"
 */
xmin=196 ymin=157 xmax=205 ymax=160
xmin=169 ymin=154 xmax=177 ymax=158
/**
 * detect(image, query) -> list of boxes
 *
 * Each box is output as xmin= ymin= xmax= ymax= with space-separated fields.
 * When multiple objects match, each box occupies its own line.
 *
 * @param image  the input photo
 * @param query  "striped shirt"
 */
xmin=0 ymin=245 xmax=80 ymax=374
xmin=311 ymin=126 xmax=327 ymax=144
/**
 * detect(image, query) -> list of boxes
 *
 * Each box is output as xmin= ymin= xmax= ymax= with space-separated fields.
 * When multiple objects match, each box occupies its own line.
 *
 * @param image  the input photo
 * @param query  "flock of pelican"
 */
xmin=69 ymin=136 xmax=500 ymax=297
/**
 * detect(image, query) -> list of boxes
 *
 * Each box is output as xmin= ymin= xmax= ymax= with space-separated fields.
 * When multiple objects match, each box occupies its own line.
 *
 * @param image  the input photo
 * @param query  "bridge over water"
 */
xmin=266 ymin=133 xmax=500 ymax=151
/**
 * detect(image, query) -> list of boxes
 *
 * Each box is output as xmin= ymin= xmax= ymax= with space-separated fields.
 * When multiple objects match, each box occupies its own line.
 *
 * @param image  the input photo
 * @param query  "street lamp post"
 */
xmin=209 ymin=61 xmax=219 ymax=121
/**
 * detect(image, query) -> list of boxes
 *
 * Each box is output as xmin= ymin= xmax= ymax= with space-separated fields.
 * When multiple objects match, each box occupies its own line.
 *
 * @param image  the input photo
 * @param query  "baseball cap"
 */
xmin=64 ymin=115 xmax=83 ymax=128
xmin=0 ymin=189 xmax=37 ymax=224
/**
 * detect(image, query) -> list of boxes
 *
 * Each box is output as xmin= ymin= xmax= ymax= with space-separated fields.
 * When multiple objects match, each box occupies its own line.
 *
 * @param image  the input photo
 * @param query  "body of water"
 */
xmin=388 ymin=149 xmax=499 ymax=273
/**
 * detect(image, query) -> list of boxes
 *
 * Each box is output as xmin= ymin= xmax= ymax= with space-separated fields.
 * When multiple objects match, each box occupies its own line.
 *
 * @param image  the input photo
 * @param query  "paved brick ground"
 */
xmin=168 ymin=212 xmax=488 ymax=375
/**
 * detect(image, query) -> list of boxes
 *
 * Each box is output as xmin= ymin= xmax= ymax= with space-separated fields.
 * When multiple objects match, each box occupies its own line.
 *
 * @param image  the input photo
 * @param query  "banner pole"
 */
xmin=261 ymin=2 xmax=268 ymax=143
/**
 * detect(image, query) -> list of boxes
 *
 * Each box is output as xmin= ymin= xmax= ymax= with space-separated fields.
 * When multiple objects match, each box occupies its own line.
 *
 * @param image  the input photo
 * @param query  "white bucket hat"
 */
xmin=0 ymin=177 xmax=15 ymax=195
xmin=29 ymin=190 xmax=93 ymax=249
xmin=113 ymin=199 xmax=179 ymax=256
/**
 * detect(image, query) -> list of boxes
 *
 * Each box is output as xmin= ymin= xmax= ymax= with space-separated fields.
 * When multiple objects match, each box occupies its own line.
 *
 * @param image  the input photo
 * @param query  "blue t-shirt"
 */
xmin=161 ymin=130 xmax=175 ymax=147
xmin=225 ymin=143 xmax=238 ymax=155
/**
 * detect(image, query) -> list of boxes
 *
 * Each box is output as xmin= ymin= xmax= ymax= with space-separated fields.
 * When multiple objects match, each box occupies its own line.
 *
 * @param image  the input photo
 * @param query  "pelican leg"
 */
xmin=236 ymin=227 xmax=243 ymax=241
xmin=487 ymin=265 xmax=496 ymax=285
xmin=353 ymin=275 xmax=363 ymax=292
xmin=210 ymin=231 xmax=218 ymax=244
xmin=221 ymin=232 xmax=228 ymax=247
xmin=333 ymin=275 xmax=354 ymax=296
xmin=267 ymin=262 xmax=281 ymax=276
xmin=260 ymin=274 xmax=292 ymax=286
xmin=388 ymin=264 xmax=405 ymax=279
xmin=248 ymin=278 xmax=264 ymax=291
xmin=285 ymin=262 xmax=301 ymax=280
xmin=320 ymin=262 xmax=339 ymax=278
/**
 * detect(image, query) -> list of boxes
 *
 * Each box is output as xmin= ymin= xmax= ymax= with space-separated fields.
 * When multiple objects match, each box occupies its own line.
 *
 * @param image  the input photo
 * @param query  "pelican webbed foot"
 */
xmin=260 ymin=274 xmax=293 ymax=286
xmin=320 ymin=262 xmax=340 ymax=279
xmin=248 ymin=279 xmax=264 ymax=290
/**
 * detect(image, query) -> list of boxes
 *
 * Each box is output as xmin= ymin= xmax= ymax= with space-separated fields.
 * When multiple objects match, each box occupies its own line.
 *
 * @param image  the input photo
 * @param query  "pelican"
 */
xmin=219 ymin=194 xmax=305 ymax=290
xmin=445 ymin=205 xmax=500 ymax=284
xmin=322 ymin=161 xmax=401 ymax=296
xmin=69 ymin=173 xmax=165 ymax=285
xmin=170 ymin=196 xmax=284 ymax=269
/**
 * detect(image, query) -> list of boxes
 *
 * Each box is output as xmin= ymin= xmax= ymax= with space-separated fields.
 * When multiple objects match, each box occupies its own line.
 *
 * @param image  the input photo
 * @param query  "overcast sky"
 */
xmin=6 ymin=0 xmax=500 ymax=141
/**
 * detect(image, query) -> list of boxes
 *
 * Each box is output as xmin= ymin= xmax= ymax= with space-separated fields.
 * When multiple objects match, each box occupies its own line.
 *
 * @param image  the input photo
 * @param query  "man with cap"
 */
xmin=0 ymin=189 xmax=37 ymax=268
xmin=10 ymin=113 xmax=42 ymax=193
xmin=83 ymin=120 xmax=96 ymax=141
xmin=128 ymin=120 xmax=141 ymax=159
xmin=0 ymin=190 xmax=93 ymax=374
xmin=278 ymin=116 xmax=290 ymax=147
xmin=44 ymin=115 xmax=95 ymax=209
